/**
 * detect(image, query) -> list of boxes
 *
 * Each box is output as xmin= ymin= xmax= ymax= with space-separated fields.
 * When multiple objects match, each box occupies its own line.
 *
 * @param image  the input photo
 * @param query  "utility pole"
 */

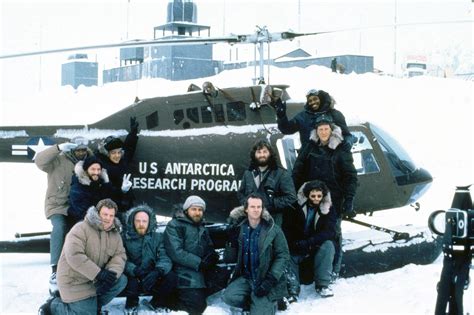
xmin=393 ymin=0 xmax=398 ymax=77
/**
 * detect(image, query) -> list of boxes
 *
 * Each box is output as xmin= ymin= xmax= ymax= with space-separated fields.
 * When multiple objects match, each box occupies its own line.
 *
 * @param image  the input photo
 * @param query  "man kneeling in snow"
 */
xmin=283 ymin=180 xmax=337 ymax=298
xmin=39 ymin=198 xmax=127 ymax=315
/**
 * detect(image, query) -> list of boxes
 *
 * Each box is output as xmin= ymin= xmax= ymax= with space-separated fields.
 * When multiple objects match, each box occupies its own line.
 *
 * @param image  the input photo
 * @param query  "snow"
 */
xmin=1 ymin=65 xmax=473 ymax=314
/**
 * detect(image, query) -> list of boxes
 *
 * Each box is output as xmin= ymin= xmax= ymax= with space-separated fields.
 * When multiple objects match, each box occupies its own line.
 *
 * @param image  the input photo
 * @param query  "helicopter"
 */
xmin=0 ymin=26 xmax=441 ymax=278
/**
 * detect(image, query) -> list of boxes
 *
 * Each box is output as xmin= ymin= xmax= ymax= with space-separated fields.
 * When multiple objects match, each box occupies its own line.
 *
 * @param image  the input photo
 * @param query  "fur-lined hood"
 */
xmin=309 ymin=125 xmax=343 ymax=150
xmin=74 ymin=160 xmax=110 ymax=186
xmin=228 ymin=205 xmax=274 ymax=227
xmin=297 ymin=182 xmax=332 ymax=215
xmin=124 ymin=204 xmax=157 ymax=238
xmin=304 ymin=90 xmax=336 ymax=113
xmin=84 ymin=205 xmax=122 ymax=232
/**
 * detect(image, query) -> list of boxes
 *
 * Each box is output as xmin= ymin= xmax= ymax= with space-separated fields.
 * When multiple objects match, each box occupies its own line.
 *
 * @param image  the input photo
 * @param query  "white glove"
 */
xmin=121 ymin=174 xmax=132 ymax=193
xmin=58 ymin=142 xmax=78 ymax=152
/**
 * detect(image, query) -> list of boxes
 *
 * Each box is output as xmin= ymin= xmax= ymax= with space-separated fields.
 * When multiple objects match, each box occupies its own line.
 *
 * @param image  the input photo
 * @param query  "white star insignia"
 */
xmin=28 ymin=138 xmax=52 ymax=160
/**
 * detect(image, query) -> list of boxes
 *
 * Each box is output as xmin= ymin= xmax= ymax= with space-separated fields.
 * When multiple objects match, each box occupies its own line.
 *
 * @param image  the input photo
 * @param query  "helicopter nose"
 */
xmin=407 ymin=168 xmax=433 ymax=204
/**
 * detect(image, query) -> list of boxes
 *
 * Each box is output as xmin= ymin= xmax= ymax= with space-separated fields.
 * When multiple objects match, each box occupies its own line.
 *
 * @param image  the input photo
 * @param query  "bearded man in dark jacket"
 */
xmin=237 ymin=139 xmax=296 ymax=227
xmin=223 ymin=194 xmax=289 ymax=315
xmin=292 ymin=114 xmax=357 ymax=278
xmin=68 ymin=156 xmax=113 ymax=226
xmin=283 ymin=180 xmax=337 ymax=298
xmin=122 ymin=204 xmax=177 ymax=312
xmin=275 ymin=88 xmax=353 ymax=150
xmin=163 ymin=195 xmax=220 ymax=315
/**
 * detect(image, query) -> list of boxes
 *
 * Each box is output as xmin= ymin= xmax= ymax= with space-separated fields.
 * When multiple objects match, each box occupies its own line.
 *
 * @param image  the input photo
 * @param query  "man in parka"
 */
xmin=275 ymin=88 xmax=353 ymax=150
xmin=223 ymin=194 xmax=289 ymax=315
xmin=68 ymin=155 xmax=112 ymax=226
xmin=292 ymin=114 xmax=358 ymax=278
xmin=283 ymin=180 xmax=337 ymax=298
xmin=237 ymin=139 xmax=296 ymax=227
xmin=95 ymin=117 xmax=139 ymax=224
xmin=122 ymin=204 xmax=177 ymax=312
xmin=38 ymin=198 xmax=127 ymax=315
xmin=35 ymin=136 xmax=91 ymax=284
xmin=164 ymin=195 xmax=220 ymax=315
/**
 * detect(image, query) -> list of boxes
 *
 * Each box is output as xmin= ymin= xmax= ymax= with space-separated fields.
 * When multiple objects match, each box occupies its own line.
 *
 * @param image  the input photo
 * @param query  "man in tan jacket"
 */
xmin=38 ymin=199 xmax=127 ymax=315
xmin=35 ymin=136 xmax=91 ymax=284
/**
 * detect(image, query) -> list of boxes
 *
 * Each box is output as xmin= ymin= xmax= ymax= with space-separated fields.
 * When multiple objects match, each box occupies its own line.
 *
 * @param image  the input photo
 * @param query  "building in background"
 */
xmin=61 ymin=54 xmax=98 ymax=89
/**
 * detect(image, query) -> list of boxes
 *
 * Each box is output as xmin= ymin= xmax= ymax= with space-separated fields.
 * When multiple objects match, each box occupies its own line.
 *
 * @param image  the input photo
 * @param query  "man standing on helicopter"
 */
xmin=274 ymin=88 xmax=353 ymax=150
xmin=95 ymin=117 xmax=139 ymax=225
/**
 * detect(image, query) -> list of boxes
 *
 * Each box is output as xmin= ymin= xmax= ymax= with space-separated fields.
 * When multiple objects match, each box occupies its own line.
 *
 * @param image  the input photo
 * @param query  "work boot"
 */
xmin=315 ymin=285 xmax=334 ymax=298
xmin=38 ymin=296 xmax=54 ymax=315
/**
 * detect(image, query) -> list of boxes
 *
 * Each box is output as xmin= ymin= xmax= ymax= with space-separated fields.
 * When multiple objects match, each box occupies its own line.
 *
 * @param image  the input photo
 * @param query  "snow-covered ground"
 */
xmin=1 ymin=66 xmax=473 ymax=314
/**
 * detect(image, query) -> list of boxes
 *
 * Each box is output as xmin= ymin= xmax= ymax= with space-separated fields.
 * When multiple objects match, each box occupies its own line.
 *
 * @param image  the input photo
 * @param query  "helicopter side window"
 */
xmin=213 ymin=104 xmax=225 ymax=123
xmin=201 ymin=106 xmax=213 ymax=123
xmin=173 ymin=109 xmax=184 ymax=125
xmin=186 ymin=107 xmax=199 ymax=123
xmin=226 ymin=101 xmax=246 ymax=122
xmin=146 ymin=111 xmax=159 ymax=129
xmin=350 ymin=131 xmax=380 ymax=175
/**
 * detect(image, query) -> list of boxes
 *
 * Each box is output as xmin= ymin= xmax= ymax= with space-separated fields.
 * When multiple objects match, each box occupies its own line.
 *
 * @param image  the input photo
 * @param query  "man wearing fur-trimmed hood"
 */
xmin=282 ymin=180 xmax=337 ymax=298
xmin=39 ymin=199 xmax=127 ymax=314
xmin=121 ymin=204 xmax=177 ymax=312
xmin=67 ymin=156 xmax=113 ymax=226
xmin=292 ymin=114 xmax=357 ymax=279
xmin=223 ymin=194 xmax=289 ymax=315
xmin=274 ymin=88 xmax=353 ymax=150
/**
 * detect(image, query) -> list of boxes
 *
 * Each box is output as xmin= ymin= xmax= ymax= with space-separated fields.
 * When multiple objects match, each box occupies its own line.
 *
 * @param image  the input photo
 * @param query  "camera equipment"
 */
xmin=428 ymin=185 xmax=473 ymax=315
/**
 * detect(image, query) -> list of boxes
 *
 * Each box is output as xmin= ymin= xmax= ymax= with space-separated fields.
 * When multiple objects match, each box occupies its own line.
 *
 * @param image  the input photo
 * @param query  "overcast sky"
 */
xmin=0 ymin=0 xmax=472 ymax=95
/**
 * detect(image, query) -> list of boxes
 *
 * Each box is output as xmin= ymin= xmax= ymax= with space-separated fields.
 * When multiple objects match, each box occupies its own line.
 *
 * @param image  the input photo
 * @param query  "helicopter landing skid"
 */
xmin=345 ymin=217 xmax=413 ymax=241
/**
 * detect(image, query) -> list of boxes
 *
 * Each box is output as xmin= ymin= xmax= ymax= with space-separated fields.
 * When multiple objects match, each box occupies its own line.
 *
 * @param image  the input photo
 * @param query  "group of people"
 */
xmin=36 ymin=88 xmax=358 ymax=315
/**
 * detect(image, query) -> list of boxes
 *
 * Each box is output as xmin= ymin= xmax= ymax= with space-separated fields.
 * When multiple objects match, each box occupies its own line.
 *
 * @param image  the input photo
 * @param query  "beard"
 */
xmin=256 ymin=156 xmax=269 ymax=167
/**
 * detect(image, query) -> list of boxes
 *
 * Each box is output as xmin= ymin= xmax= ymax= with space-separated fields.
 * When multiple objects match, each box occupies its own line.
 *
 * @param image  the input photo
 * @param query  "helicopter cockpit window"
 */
xmin=350 ymin=131 xmax=380 ymax=175
xmin=173 ymin=109 xmax=184 ymax=125
xmin=146 ymin=111 xmax=159 ymax=129
xmin=186 ymin=107 xmax=199 ymax=123
xmin=371 ymin=124 xmax=417 ymax=178
xmin=227 ymin=101 xmax=246 ymax=121
xmin=213 ymin=104 xmax=225 ymax=123
xmin=201 ymin=106 xmax=213 ymax=123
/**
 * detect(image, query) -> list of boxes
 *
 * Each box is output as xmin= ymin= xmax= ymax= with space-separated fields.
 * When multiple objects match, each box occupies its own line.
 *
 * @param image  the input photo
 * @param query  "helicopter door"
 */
xmin=275 ymin=134 xmax=301 ymax=171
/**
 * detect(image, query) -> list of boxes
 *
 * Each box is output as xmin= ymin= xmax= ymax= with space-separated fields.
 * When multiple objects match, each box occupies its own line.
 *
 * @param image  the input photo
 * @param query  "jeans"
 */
xmin=50 ymin=274 xmax=127 ymax=314
xmin=333 ymin=218 xmax=343 ymax=274
xmin=49 ymin=214 xmax=68 ymax=266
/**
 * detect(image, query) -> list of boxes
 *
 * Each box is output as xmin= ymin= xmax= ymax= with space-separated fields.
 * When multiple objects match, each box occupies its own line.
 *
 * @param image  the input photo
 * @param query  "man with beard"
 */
xmin=283 ymin=180 xmax=337 ymax=298
xmin=164 ymin=195 xmax=220 ymax=315
xmin=275 ymin=89 xmax=353 ymax=150
xmin=67 ymin=156 xmax=113 ymax=226
xmin=35 ymin=136 xmax=92 ymax=285
xmin=237 ymin=139 xmax=296 ymax=227
xmin=122 ymin=205 xmax=177 ymax=313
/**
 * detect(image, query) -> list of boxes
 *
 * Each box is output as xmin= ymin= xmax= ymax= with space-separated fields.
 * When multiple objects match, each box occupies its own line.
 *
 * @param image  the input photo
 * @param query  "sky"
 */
xmin=0 ymin=0 xmax=472 ymax=98
xmin=0 ymin=63 xmax=473 ymax=313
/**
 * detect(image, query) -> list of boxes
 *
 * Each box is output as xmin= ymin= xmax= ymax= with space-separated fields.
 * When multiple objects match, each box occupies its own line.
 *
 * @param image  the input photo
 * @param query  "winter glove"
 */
xmin=121 ymin=174 xmax=132 ymax=193
xmin=133 ymin=266 xmax=147 ymax=280
xmin=274 ymin=98 xmax=287 ymax=118
xmin=199 ymin=251 xmax=219 ymax=272
xmin=294 ymin=239 xmax=312 ymax=255
xmin=58 ymin=142 xmax=78 ymax=152
xmin=95 ymin=269 xmax=117 ymax=295
xmin=341 ymin=140 xmax=353 ymax=152
xmin=254 ymin=274 xmax=278 ymax=297
xmin=130 ymin=116 xmax=139 ymax=135
xmin=142 ymin=268 xmax=164 ymax=292
xmin=343 ymin=197 xmax=356 ymax=219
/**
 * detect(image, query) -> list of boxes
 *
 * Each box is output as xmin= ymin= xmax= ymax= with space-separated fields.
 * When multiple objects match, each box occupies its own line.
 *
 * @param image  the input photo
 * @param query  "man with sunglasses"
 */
xmin=274 ymin=88 xmax=353 ymax=150
xmin=96 ymin=117 xmax=139 ymax=225
xmin=282 ymin=180 xmax=337 ymax=298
